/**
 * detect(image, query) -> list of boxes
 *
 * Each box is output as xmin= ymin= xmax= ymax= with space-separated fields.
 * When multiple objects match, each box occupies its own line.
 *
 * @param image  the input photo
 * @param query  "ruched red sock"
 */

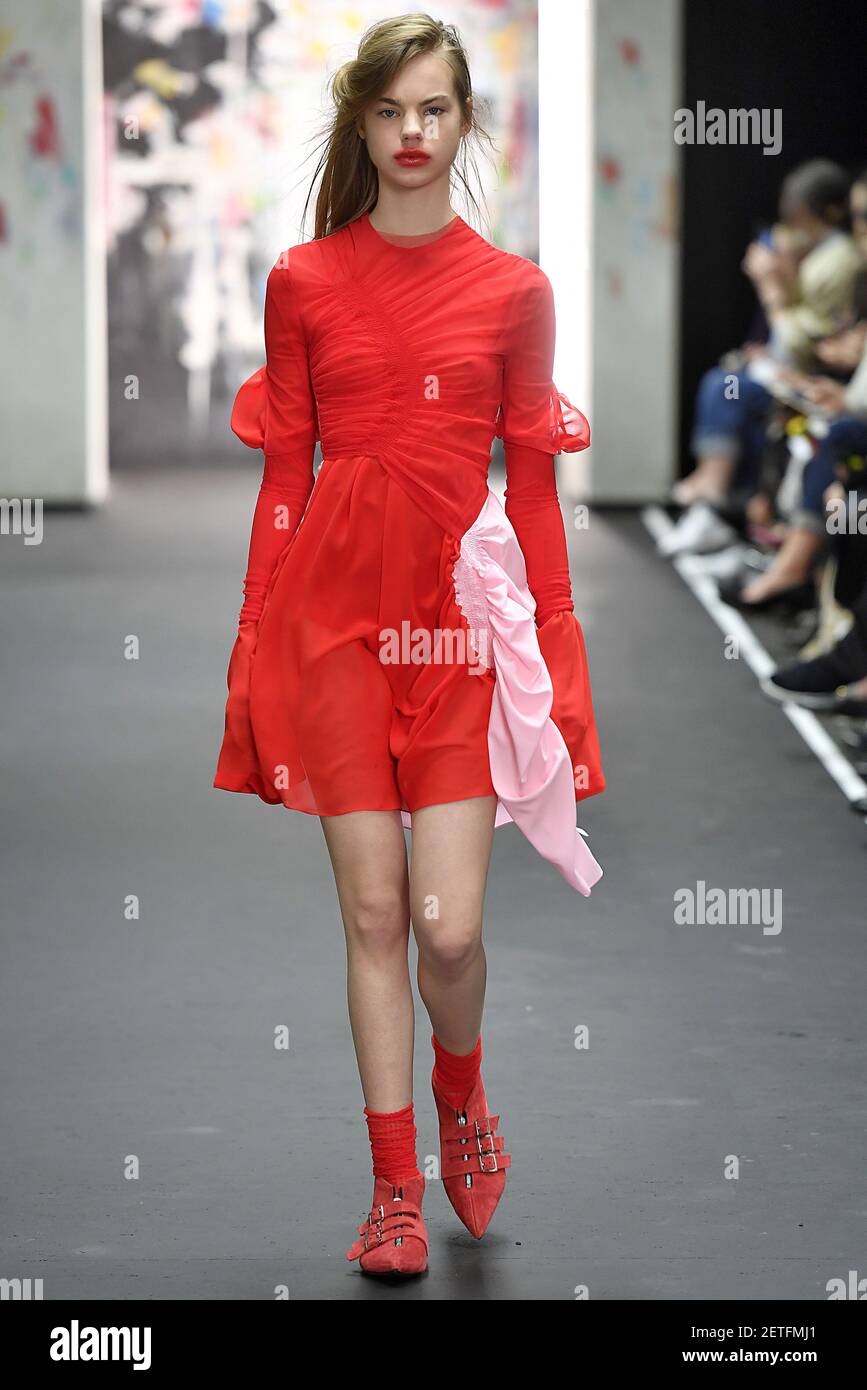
xmin=363 ymin=1102 xmax=422 ymax=1185
xmin=431 ymin=1033 xmax=482 ymax=1111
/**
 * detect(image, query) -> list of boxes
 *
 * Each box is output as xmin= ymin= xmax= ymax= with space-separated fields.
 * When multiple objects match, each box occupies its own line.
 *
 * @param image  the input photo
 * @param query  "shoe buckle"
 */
xmin=475 ymin=1118 xmax=498 ymax=1172
xmin=363 ymin=1205 xmax=385 ymax=1249
xmin=392 ymin=1187 xmax=403 ymax=1244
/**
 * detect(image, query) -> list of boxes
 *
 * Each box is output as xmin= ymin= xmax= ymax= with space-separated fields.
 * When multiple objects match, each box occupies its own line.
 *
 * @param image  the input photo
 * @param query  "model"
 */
xmin=214 ymin=13 xmax=605 ymax=1277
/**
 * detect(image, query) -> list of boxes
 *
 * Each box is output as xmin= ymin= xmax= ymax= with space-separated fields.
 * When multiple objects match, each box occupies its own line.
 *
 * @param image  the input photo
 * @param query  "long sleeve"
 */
xmin=232 ymin=258 xmax=318 ymax=626
xmin=496 ymin=264 xmax=605 ymax=800
xmin=497 ymin=266 xmax=590 ymax=626
xmin=215 ymin=255 xmax=317 ymax=797
xmin=503 ymin=443 xmax=573 ymax=626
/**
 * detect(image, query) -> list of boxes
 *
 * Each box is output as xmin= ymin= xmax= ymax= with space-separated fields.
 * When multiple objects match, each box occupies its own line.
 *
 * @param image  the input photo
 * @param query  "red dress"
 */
xmin=214 ymin=210 xmax=606 ymax=895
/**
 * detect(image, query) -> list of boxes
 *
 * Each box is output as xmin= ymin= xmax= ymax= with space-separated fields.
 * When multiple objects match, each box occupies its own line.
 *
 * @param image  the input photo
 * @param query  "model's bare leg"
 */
xmin=320 ymin=808 xmax=413 ymax=1112
xmin=408 ymin=794 xmax=498 ymax=1053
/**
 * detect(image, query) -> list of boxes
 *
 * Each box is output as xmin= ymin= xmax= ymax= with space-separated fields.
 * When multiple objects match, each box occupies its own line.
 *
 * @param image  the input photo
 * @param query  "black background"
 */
xmin=679 ymin=0 xmax=867 ymax=468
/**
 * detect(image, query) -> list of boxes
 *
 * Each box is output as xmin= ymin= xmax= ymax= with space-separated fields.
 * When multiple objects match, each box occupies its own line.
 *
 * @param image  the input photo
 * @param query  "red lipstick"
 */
xmin=394 ymin=150 xmax=431 ymax=166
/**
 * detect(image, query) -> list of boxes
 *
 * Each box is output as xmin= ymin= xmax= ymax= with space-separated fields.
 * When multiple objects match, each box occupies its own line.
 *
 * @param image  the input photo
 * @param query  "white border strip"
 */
xmin=643 ymin=505 xmax=867 ymax=809
xmin=538 ymin=0 xmax=593 ymax=499
xmin=84 ymin=0 xmax=109 ymax=502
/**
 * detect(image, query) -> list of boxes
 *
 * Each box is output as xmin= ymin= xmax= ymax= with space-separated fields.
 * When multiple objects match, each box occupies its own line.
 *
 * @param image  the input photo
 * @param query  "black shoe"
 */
xmin=717 ymin=575 xmax=815 ymax=616
xmin=761 ymin=638 xmax=867 ymax=708
xmin=762 ymin=682 xmax=867 ymax=714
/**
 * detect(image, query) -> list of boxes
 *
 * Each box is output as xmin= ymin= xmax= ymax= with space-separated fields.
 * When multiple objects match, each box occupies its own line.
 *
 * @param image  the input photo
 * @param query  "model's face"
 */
xmin=357 ymin=53 xmax=468 ymax=192
xmin=851 ymin=182 xmax=867 ymax=258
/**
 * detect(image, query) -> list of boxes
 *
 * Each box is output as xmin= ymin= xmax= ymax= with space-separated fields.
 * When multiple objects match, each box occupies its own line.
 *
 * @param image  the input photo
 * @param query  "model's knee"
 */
xmin=345 ymin=890 xmax=409 ymax=954
xmin=416 ymin=921 xmax=482 ymax=979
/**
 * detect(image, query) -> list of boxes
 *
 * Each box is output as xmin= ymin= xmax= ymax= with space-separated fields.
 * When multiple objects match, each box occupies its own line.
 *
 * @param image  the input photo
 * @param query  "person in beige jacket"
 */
xmin=670 ymin=161 xmax=861 ymax=528
xmin=752 ymin=162 xmax=863 ymax=372
xmin=716 ymin=171 xmax=867 ymax=609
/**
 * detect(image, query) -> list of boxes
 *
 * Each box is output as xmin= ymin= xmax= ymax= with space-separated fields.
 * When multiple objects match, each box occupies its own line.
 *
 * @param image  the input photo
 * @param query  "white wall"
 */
xmin=0 ymin=0 xmax=107 ymax=504
xmin=539 ymin=0 xmax=595 ymax=500
xmin=588 ymin=0 xmax=682 ymax=502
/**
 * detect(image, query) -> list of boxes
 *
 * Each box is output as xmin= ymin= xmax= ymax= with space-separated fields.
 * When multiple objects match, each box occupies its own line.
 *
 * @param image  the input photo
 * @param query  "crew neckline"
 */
xmin=361 ymin=209 xmax=465 ymax=248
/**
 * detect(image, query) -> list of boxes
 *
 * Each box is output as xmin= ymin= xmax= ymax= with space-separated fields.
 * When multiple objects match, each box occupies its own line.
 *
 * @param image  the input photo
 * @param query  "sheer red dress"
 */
xmin=214 ymin=210 xmax=605 ymax=895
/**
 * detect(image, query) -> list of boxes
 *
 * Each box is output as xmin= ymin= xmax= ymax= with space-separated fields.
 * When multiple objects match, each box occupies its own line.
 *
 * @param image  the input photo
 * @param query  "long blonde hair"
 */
xmin=302 ymin=12 xmax=495 ymax=241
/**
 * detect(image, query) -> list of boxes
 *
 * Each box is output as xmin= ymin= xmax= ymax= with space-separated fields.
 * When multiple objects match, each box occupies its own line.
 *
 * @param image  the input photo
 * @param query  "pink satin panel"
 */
xmin=447 ymin=490 xmax=603 ymax=896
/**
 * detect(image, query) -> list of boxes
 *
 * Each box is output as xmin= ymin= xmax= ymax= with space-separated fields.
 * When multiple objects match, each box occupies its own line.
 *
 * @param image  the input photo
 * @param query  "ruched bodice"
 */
xmin=236 ymin=211 xmax=590 ymax=537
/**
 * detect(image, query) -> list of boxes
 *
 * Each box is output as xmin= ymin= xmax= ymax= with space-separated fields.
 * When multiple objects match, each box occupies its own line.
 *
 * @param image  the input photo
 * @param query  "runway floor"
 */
xmin=2 ymin=464 xmax=865 ymax=1300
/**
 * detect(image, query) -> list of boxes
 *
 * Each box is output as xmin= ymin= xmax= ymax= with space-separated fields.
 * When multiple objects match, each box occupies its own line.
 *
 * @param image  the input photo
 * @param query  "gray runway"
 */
xmin=2 ymin=467 xmax=865 ymax=1301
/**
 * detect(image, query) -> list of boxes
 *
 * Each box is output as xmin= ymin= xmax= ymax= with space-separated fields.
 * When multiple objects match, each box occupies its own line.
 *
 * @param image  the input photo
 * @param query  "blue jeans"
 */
xmin=690 ymin=366 xmax=773 ymax=494
xmin=796 ymin=418 xmax=867 ymax=531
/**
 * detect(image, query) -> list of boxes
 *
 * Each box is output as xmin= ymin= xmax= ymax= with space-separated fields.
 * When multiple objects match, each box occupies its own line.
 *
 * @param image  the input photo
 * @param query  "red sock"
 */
xmin=363 ymin=1102 xmax=422 ymax=1185
xmin=431 ymin=1033 xmax=482 ymax=1111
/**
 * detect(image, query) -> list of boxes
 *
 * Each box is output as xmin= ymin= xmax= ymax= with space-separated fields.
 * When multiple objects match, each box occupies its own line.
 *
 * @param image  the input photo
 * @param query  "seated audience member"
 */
xmin=661 ymin=160 xmax=861 ymax=558
xmin=718 ymin=179 xmax=867 ymax=607
xmin=720 ymin=303 xmax=867 ymax=608
xmin=762 ymin=464 xmax=867 ymax=712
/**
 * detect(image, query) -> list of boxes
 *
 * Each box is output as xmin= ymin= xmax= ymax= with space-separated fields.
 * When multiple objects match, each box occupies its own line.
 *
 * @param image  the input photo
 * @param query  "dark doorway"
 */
xmin=679 ymin=0 xmax=867 ymax=468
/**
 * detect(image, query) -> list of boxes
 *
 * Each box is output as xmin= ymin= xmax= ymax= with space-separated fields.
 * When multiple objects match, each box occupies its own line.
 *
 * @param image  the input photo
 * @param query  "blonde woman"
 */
xmin=215 ymin=13 xmax=604 ymax=1277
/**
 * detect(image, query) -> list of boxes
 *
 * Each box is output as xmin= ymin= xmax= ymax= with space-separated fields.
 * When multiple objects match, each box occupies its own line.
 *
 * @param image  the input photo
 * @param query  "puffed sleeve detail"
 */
xmin=499 ymin=264 xmax=605 ymax=802
xmin=230 ymin=365 xmax=269 ymax=449
xmin=495 ymin=265 xmax=591 ymax=457
xmin=231 ymin=257 xmax=318 ymax=626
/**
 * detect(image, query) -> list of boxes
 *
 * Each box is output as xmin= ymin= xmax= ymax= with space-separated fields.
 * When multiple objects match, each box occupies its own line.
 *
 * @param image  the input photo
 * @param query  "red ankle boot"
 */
xmin=345 ymin=1174 xmax=429 ymax=1275
xmin=432 ymin=1067 xmax=511 ymax=1238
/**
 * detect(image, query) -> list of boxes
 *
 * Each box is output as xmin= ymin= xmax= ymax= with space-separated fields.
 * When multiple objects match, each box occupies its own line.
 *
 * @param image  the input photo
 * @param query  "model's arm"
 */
xmin=497 ymin=265 xmax=604 ymax=800
xmin=232 ymin=258 xmax=318 ymax=627
xmin=503 ymin=442 xmax=573 ymax=626
xmin=498 ymin=267 xmax=590 ymax=627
